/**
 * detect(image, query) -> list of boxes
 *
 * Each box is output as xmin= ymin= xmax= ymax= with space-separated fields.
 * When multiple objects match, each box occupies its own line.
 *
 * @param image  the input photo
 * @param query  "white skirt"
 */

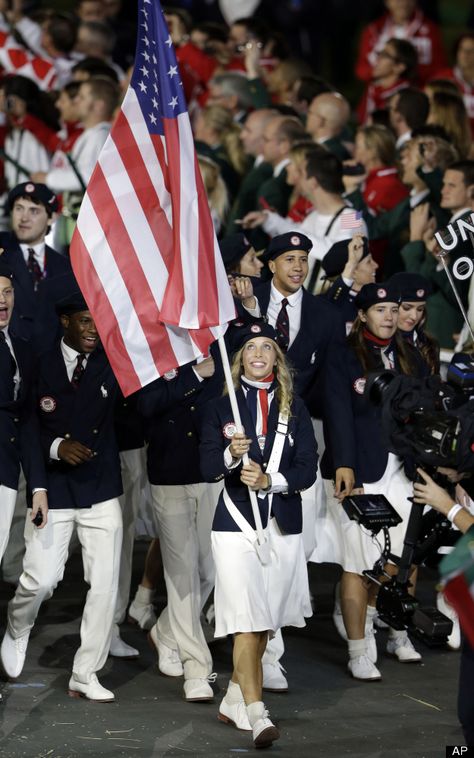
xmin=212 ymin=517 xmax=312 ymax=638
xmin=319 ymin=454 xmax=413 ymax=574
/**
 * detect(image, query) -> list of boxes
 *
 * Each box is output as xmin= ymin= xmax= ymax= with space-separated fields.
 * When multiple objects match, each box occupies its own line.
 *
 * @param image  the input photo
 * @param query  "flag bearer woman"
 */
xmin=199 ymin=322 xmax=317 ymax=750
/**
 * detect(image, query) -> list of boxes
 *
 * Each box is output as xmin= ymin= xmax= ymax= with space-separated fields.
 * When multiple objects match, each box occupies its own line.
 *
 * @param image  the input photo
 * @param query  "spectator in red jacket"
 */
xmin=434 ymin=32 xmax=474 ymax=136
xmin=357 ymin=37 xmax=418 ymax=124
xmin=356 ymin=0 xmax=447 ymax=86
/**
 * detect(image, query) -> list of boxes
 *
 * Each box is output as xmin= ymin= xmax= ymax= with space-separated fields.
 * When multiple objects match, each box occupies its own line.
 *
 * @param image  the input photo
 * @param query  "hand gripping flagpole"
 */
xmin=437 ymin=249 xmax=474 ymax=345
xmin=217 ymin=335 xmax=267 ymax=549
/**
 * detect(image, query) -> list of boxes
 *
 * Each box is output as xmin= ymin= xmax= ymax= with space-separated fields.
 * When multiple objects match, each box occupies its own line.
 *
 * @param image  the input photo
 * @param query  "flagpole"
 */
xmin=217 ymin=335 xmax=267 ymax=547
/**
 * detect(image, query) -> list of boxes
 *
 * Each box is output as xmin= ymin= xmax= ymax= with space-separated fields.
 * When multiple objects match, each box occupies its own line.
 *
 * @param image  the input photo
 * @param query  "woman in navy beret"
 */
xmin=200 ymin=321 xmax=317 ymax=750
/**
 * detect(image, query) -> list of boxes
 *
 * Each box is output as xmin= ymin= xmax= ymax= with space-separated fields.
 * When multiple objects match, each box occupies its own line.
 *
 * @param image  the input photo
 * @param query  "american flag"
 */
xmin=340 ymin=209 xmax=364 ymax=231
xmin=69 ymin=0 xmax=235 ymax=396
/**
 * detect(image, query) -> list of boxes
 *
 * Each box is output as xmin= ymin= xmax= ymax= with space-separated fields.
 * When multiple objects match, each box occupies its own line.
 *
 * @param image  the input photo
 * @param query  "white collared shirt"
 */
xmin=273 ymin=157 xmax=290 ymax=178
xmin=49 ymin=339 xmax=90 ymax=460
xmin=20 ymin=242 xmax=46 ymax=273
xmin=1 ymin=326 xmax=20 ymax=400
xmin=244 ymin=282 xmax=303 ymax=349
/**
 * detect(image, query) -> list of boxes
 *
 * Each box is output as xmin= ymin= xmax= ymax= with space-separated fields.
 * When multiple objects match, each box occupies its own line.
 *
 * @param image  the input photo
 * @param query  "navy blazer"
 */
xmin=138 ymin=353 xmax=224 ymax=485
xmin=34 ymin=343 xmax=122 ymax=508
xmin=320 ymin=277 xmax=358 ymax=334
xmin=322 ymin=340 xmax=404 ymax=486
xmin=0 ymin=333 xmax=46 ymax=491
xmin=0 ymin=232 xmax=71 ymax=348
xmin=199 ymin=391 xmax=317 ymax=534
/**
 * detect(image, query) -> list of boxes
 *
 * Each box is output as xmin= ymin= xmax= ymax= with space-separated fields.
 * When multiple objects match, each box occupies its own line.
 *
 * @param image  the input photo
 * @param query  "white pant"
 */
xmin=0 ymin=484 xmax=18 ymax=564
xmin=8 ymin=499 xmax=123 ymax=683
xmin=151 ymin=481 xmax=221 ymax=679
xmin=115 ymin=448 xmax=147 ymax=624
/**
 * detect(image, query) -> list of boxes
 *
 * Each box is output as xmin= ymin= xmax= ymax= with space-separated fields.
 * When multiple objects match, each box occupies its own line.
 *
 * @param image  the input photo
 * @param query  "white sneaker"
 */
xmin=386 ymin=633 xmax=422 ymax=662
xmin=365 ymin=624 xmax=378 ymax=664
xmin=128 ymin=599 xmax=157 ymax=631
xmin=0 ymin=629 xmax=29 ymax=679
xmin=436 ymin=592 xmax=461 ymax=650
xmin=252 ymin=709 xmax=280 ymax=748
xmin=183 ymin=673 xmax=216 ymax=702
xmin=218 ymin=697 xmax=252 ymax=730
xmin=333 ymin=581 xmax=348 ymax=640
xmin=148 ymin=625 xmax=183 ymax=677
xmin=348 ymin=655 xmax=382 ymax=681
xmin=109 ymin=627 xmax=139 ymax=659
xmin=68 ymin=673 xmax=114 ymax=702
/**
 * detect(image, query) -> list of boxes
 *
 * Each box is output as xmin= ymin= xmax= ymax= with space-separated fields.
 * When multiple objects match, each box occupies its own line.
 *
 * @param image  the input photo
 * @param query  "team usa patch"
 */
xmin=25 ymin=182 xmax=35 ymax=193
xmin=223 ymin=422 xmax=237 ymax=439
xmin=250 ymin=324 xmax=262 ymax=333
xmin=353 ymin=377 xmax=366 ymax=395
xmin=377 ymin=288 xmax=386 ymax=298
xmin=40 ymin=396 xmax=56 ymax=412
xmin=163 ymin=368 xmax=178 ymax=381
xmin=290 ymin=235 xmax=300 ymax=246
xmin=417 ymin=289 xmax=425 ymax=297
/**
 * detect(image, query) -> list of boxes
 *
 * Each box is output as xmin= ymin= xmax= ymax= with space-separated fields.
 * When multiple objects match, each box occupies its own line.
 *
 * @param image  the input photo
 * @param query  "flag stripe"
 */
xmin=70 ymin=0 xmax=235 ymax=396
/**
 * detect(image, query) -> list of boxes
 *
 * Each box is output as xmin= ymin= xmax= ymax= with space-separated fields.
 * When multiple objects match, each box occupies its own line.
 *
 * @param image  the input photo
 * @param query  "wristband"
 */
xmin=263 ymin=474 xmax=272 ymax=492
xmin=447 ymin=504 xmax=463 ymax=524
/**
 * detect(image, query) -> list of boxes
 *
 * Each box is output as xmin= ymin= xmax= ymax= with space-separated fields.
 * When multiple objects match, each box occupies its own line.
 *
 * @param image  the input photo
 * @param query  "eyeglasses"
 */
xmin=376 ymin=50 xmax=399 ymax=62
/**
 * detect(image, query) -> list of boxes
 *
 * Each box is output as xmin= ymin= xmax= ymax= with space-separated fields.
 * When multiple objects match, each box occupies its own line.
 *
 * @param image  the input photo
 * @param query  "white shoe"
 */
xmin=148 ymin=625 xmax=183 ymax=677
xmin=436 ymin=592 xmax=461 ymax=650
xmin=218 ymin=697 xmax=252 ymax=730
xmin=348 ymin=655 xmax=382 ymax=681
xmin=109 ymin=628 xmax=139 ymax=659
xmin=262 ymin=661 xmax=288 ymax=692
xmin=333 ymin=581 xmax=348 ymax=640
xmin=252 ymin=710 xmax=280 ymax=748
xmin=68 ymin=674 xmax=115 ymax=702
xmin=365 ymin=624 xmax=378 ymax=664
xmin=374 ymin=613 xmax=389 ymax=629
xmin=386 ymin=633 xmax=422 ymax=662
xmin=128 ymin=598 xmax=157 ymax=631
xmin=183 ymin=674 xmax=216 ymax=702
xmin=0 ymin=630 xmax=29 ymax=679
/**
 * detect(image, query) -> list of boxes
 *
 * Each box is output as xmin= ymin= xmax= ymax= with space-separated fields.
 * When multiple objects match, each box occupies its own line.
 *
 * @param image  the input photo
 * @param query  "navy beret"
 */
xmin=55 ymin=291 xmax=89 ymax=317
xmin=388 ymin=272 xmax=432 ymax=301
xmin=354 ymin=281 xmax=401 ymax=311
xmin=322 ymin=237 xmax=369 ymax=278
xmin=0 ymin=261 xmax=14 ymax=281
xmin=229 ymin=320 xmax=278 ymax=355
xmin=219 ymin=233 xmax=252 ymax=269
xmin=261 ymin=231 xmax=312 ymax=262
xmin=8 ymin=182 xmax=59 ymax=214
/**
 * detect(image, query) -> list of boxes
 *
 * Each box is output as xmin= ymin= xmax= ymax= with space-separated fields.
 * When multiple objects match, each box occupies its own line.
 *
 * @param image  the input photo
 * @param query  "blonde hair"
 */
xmin=198 ymin=154 xmax=229 ymax=228
xmin=356 ymin=124 xmax=396 ymax=166
xmin=228 ymin=340 xmax=294 ymax=417
xmin=199 ymin=105 xmax=247 ymax=175
xmin=428 ymin=91 xmax=472 ymax=158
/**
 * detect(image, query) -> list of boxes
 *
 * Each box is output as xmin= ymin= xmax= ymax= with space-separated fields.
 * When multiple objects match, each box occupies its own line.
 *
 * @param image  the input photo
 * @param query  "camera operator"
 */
xmin=413 ymin=468 xmax=474 ymax=747
xmin=322 ymin=281 xmax=423 ymax=680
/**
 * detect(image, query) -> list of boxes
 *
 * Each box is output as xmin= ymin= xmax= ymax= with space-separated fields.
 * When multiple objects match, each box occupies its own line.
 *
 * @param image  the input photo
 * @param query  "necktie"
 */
xmin=71 ymin=353 xmax=86 ymax=388
xmin=27 ymin=247 xmax=43 ymax=290
xmin=275 ymin=298 xmax=290 ymax=351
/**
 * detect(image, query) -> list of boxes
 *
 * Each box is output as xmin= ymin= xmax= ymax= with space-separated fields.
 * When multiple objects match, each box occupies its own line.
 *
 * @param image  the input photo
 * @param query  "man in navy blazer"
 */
xmin=1 ymin=292 xmax=123 ymax=703
xmin=0 ymin=262 xmax=48 ymax=569
xmin=0 ymin=182 xmax=71 ymax=350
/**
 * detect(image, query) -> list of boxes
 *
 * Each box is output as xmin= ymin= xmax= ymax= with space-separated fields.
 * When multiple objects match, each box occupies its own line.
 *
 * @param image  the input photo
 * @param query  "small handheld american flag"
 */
xmin=340 ymin=209 xmax=364 ymax=231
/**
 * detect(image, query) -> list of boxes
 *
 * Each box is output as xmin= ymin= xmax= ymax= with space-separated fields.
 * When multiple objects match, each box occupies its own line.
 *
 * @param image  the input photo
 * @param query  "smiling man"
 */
xmin=1 ymin=291 xmax=124 ymax=703
xmin=0 ymin=182 xmax=71 ymax=348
